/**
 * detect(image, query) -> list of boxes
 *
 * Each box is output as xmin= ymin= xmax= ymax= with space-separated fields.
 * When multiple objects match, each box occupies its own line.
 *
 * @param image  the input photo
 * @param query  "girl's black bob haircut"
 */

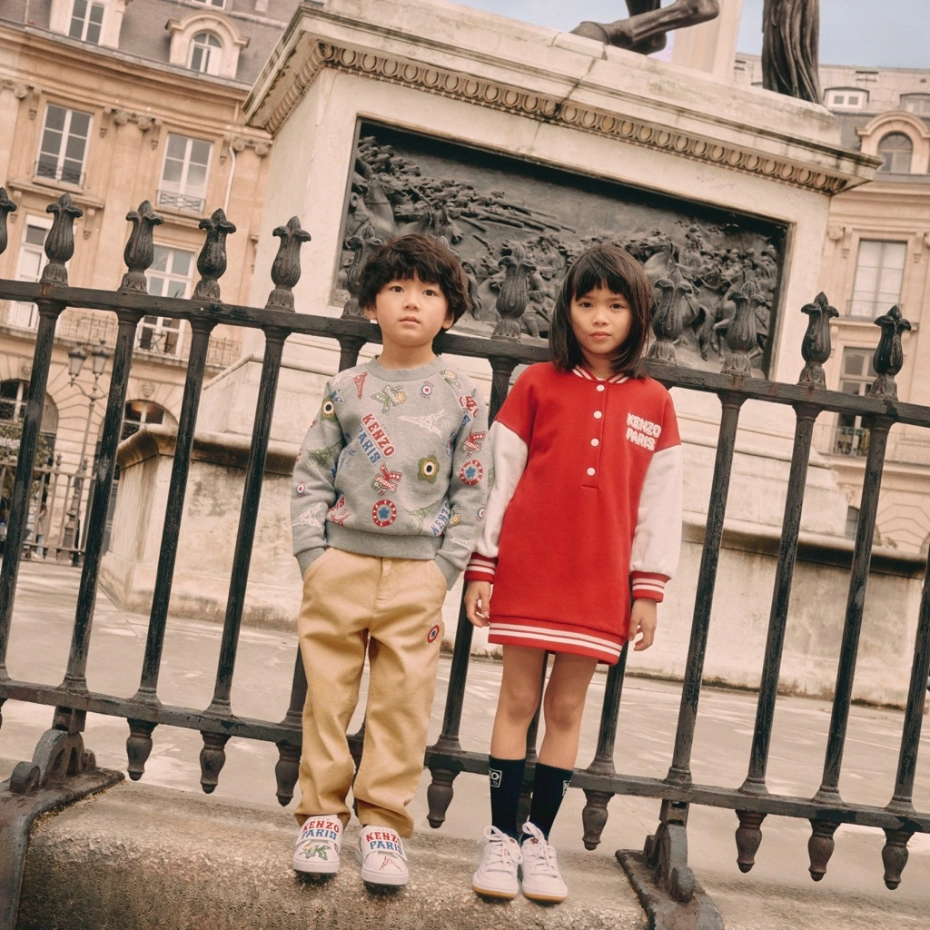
xmin=549 ymin=244 xmax=653 ymax=377
xmin=357 ymin=233 xmax=471 ymax=323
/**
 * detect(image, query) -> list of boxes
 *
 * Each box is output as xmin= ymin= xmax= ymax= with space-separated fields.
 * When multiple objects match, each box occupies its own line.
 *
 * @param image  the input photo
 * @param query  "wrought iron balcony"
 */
xmin=156 ymin=189 xmax=206 ymax=213
xmin=34 ymin=159 xmax=85 ymax=187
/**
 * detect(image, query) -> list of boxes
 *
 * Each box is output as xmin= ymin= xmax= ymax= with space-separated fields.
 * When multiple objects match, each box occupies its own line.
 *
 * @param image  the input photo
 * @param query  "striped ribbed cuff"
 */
xmin=631 ymin=572 xmax=668 ymax=602
xmin=464 ymin=552 xmax=497 ymax=584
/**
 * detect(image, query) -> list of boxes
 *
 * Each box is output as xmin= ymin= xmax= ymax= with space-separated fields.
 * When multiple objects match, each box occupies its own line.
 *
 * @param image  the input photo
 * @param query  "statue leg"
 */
xmin=572 ymin=0 xmax=719 ymax=54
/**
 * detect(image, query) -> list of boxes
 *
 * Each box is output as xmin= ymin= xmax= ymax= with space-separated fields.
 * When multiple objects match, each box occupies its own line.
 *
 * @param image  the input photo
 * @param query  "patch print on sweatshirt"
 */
xmin=372 ymin=385 xmax=407 ymax=412
xmin=372 ymin=499 xmax=397 ymax=527
xmin=358 ymin=413 xmax=396 ymax=463
xmin=625 ymin=413 xmax=662 ymax=451
xmin=372 ymin=464 xmax=402 ymax=494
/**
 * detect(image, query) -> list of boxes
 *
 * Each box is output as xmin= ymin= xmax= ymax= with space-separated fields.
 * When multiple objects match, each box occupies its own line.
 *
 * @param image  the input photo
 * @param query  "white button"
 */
xmin=587 ymin=467 xmax=596 ymax=476
xmin=596 ymin=384 xmax=605 ymax=392
xmin=594 ymin=410 xmax=603 ymax=419
xmin=591 ymin=438 xmax=599 ymax=446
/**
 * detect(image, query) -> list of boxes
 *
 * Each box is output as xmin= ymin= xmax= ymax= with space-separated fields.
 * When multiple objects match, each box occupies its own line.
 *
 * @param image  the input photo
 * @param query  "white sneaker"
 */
xmin=292 ymin=815 xmax=342 ymax=874
xmin=356 ymin=825 xmax=408 ymax=886
xmin=519 ymin=822 xmax=567 ymax=902
xmin=472 ymin=825 xmax=522 ymax=899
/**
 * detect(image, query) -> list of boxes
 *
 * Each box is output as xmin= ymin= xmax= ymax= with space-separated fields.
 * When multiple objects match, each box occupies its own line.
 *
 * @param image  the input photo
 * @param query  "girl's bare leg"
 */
xmin=537 ymin=653 xmax=599 ymax=770
xmin=490 ymin=645 xmax=547 ymax=759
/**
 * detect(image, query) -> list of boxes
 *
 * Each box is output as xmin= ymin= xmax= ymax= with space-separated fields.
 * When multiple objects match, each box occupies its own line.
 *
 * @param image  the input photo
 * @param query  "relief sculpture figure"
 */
xmin=342 ymin=133 xmax=781 ymax=369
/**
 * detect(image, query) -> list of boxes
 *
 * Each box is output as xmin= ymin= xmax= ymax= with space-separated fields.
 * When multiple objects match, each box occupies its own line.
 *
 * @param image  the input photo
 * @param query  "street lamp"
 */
xmin=64 ymin=339 xmax=112 ymax=563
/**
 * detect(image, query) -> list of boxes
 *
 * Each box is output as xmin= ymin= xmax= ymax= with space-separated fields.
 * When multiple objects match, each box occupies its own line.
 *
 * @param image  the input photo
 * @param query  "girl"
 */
xmin=464 ymin=244 xmax=682 ymax=903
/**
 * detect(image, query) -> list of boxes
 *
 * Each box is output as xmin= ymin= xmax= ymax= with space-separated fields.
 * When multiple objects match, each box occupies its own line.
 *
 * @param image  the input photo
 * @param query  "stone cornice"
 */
xmin=253 ymin=37 xmax=878 ymax=196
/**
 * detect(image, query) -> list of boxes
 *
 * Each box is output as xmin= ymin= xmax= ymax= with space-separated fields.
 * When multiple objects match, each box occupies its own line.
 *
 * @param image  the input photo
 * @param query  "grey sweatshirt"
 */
xmin=291 ymin=356 xmax=490 ymax=588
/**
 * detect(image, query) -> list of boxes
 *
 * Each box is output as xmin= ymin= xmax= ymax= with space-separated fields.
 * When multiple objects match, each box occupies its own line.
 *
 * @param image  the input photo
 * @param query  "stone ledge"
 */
xmin=17 ymin=781 xmax=646 ymax=930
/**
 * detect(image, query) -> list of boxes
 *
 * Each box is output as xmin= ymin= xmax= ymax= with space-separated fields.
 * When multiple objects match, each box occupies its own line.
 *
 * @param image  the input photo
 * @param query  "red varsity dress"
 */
xmin=465 ymin=363 xmax=682 ymax=665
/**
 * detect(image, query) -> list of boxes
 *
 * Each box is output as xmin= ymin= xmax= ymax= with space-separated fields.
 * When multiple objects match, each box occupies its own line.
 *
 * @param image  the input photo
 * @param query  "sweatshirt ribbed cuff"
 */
xmin=296 ymin=547 xmax=327 ymax=578
xmin=631 ymin=572 xmax=668 ymax=602
xmin=464 ymin=553 xmax=497 ymax=584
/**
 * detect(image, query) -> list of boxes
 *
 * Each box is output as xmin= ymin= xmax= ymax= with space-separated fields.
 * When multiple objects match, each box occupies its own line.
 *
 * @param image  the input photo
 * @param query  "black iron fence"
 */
xmin=0 ymin=191 xmax=928 ymax=927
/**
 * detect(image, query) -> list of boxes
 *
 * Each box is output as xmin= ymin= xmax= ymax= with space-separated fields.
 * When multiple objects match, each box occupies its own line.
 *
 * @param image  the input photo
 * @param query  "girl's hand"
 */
xmin=631 ymin=599 xmax=657 ymax=651
xmin=465 ymin=581 xmax=492 ymax=628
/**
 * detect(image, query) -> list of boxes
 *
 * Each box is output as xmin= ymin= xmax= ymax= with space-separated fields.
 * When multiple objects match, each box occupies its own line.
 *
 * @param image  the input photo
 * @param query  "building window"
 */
xmin=37 ymin=104 xmax=91 ymax=186
xmin=69 ymin=0 xmax=105 ymax=43
xmin=900 ymin=94 xmax=930 ymax=116
xmin=849 ymin=240 xmax=906 ymax=317
xmin=191 ymin=0 xmax=225 ymax=7
xmin=122 ymin=400 xmax=174 ymax=440
xmin=877 ymin=133 xmax=913 ymax=174
xmin=833 ymin=349 xmax=876 ymax=457
xmin=157 ymin=134 xmax=211 ymax=213
xmin=0 ymin=381 xmax=59 ymax=446
xmin=4 ymin=218 xmax=52 ymax=330
xmin=138 ymin=246 xmax=193 ymax=357
xmin=824 ymin=88 xmax=867 ymax=111
xmin=189 ymin=32 xmax=222 ymax=75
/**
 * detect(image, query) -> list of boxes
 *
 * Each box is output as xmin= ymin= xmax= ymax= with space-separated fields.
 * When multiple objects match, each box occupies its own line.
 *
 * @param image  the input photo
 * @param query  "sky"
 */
xmin=457 ymin=0 xmax=928 ymax=70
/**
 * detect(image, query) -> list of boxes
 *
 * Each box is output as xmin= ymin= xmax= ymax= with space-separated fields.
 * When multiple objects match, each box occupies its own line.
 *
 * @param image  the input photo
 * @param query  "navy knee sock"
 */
xmin=528 ymin=762 xmax=573 ymax=840
xmin=489 ymin=755 xmax=526 ymax=840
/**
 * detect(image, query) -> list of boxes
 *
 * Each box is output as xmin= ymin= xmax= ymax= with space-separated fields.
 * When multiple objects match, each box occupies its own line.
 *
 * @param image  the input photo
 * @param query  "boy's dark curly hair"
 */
xmin=358 ymin=234 xmax=471 ymax=323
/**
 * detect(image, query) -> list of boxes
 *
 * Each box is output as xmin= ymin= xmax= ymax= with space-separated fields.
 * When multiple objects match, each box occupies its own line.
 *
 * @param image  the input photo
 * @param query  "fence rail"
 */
xmin=0 ymin=192 xmax=928 ymax=927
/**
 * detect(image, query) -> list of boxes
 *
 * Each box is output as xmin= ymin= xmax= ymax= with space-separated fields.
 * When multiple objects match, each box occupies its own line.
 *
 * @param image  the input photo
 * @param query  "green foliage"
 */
xmin=0 ymin=421 xmax=53 ymax=505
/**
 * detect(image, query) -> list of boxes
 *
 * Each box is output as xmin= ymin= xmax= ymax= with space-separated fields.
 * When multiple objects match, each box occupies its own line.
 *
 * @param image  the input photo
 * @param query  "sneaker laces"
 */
xmin=483 ymin=826 xmax=522 ymax=871
xmin=521 ymin=823 xmax=559 ymax=875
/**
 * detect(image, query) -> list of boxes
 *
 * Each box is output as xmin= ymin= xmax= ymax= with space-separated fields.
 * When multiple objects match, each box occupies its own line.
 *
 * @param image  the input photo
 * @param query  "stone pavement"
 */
xmin=1 ymin=560 xmax=928 ymax=928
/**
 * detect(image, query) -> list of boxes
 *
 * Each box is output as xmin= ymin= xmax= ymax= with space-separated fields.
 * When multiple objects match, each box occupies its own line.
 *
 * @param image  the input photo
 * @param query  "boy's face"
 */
xmin=364 ymin=273 xmax=453 ymax=352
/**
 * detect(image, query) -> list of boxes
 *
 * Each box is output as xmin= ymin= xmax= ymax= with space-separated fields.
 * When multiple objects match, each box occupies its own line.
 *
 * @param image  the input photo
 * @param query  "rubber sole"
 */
xmin=472 ymin=881 xmax=518 ymax=900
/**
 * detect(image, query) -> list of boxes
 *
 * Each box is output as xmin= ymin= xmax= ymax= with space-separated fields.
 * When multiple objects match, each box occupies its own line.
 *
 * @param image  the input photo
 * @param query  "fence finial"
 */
xmin=869 ymin=305 xmax=911 ymax=398
xmin=341 ymin=225 xmax=383 ymax=318
xmin=493 ymin=244 xmax=534 ymax=339
xmin=648 ymin=267 xmax=691 ymax=363
xmin=721 ymin=278 xmax=763 ymax=377
xmin=41 ymin=194 xmax=83 ymax=285
xmin=266 ymin=216 xmax=311 ymax=311
xmin=798 ymin=292 xmax=838 ymax=388
xmin=121 ymin=201 xmax=164 ymax=293
xmin=0 ymin=187 xmax=17 ymax=255
xmin=193 ymin=208 xmax=237 ymax=300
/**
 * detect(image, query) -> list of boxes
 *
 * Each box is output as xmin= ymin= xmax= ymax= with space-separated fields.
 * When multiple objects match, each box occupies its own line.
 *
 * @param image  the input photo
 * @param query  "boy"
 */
xmin=290 ymin=234 xmax=489 ymax=886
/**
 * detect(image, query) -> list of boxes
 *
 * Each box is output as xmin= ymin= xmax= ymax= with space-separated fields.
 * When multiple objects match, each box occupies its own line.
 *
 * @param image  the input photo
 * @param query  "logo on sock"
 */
xmin=489 ymin=767 xmax=502 ymax=789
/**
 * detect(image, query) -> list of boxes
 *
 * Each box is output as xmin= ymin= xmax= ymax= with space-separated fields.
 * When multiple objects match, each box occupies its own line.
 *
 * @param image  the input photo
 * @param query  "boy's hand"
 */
xmin=631 ymin=599 xmax=657 ymax=651
xmin=465 ymin=581 xmax=492 ymax=628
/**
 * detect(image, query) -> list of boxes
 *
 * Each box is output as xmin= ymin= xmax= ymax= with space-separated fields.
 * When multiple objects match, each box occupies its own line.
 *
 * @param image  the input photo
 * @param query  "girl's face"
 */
xmin=569 ymin=286 xmax=633 ymax=377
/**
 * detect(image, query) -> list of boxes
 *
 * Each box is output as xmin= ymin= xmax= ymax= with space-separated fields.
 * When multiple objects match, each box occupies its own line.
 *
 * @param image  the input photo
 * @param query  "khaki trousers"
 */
xmin=294 ymin=548 xmax=447 ymax=837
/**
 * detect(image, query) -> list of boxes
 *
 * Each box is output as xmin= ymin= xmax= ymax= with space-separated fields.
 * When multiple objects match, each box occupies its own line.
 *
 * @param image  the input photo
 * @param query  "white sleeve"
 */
xmin=465 ymin=421 xmax=527 ymax=581
xmin=629 ymin=444 xmax=683 ymax=601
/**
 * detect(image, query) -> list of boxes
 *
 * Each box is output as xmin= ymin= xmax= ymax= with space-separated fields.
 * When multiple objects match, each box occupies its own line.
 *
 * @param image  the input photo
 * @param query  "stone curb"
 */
xmin=17 ymin=781 xmax=648 ymax=930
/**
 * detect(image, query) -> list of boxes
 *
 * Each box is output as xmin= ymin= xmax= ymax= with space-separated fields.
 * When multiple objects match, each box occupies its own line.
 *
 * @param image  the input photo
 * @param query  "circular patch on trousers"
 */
xmin=427 ymin=624 xmax=440 ymax=644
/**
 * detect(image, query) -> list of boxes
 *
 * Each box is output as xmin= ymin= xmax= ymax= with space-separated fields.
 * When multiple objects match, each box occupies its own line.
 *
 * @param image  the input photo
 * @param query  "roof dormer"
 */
xmin=166 ymin=11 xmax=249 ymax=80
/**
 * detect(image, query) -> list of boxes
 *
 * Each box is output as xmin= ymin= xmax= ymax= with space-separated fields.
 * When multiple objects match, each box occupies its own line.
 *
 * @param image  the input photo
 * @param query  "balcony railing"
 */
xmin=35 ymin=159 xmax=85 ymax=187
xmin=156 ymin=189 xmax=206 ymax=213
xmin=831 ymin=425 xmax=870 ymax=457
xmin=55 ymin=311 xmax=240 ymax=370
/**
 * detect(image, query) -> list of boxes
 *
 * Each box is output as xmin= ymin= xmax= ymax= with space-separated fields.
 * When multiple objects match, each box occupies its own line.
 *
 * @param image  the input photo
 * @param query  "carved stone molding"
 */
xmin=221 ymin=135 xmax=272 ymax=163
xmin=100 ymin=108 xmax=159 ymax=138
xmin=262 ymin=40 xmax=859 ymax=196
